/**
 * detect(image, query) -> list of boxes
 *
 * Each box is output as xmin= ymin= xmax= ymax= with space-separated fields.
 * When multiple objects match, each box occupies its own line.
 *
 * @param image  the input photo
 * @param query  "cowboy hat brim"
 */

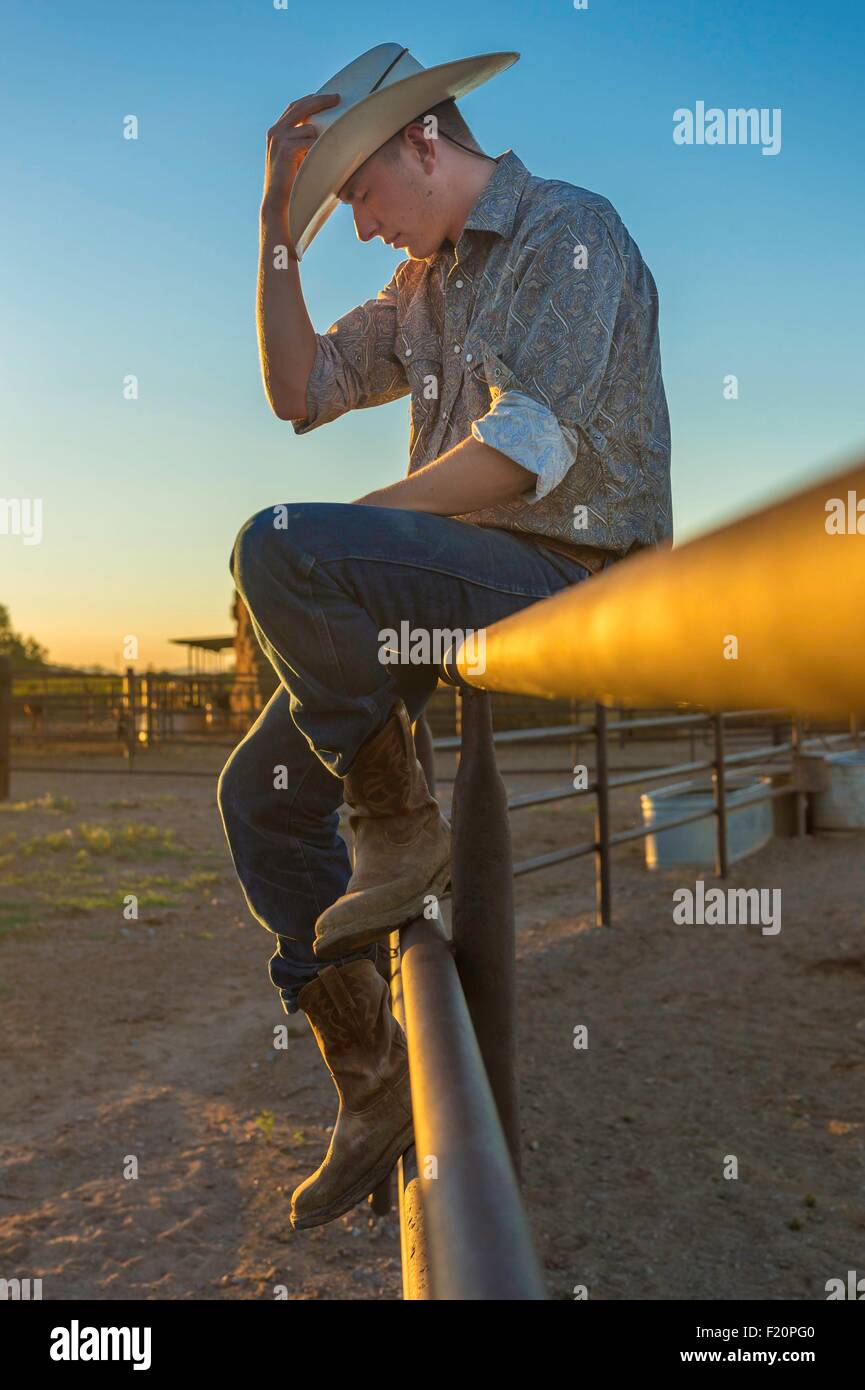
xmin=288 ymin=51 xmax=519 ymax=261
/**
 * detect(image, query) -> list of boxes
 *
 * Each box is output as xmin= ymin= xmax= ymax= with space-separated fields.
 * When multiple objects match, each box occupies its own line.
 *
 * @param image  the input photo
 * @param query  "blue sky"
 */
xmin=1 ymin=0 xmax=863 ymax=668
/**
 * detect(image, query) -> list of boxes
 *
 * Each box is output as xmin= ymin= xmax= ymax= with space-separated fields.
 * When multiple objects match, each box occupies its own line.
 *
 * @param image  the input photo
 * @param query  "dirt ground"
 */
xmin=1 ymin=733 xmax=863 ymax=1301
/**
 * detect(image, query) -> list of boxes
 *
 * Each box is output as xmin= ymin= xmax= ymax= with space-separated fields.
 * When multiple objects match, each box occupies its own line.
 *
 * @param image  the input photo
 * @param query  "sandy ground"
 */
xmin=1 ymin=733 xmax=863 ymax=1301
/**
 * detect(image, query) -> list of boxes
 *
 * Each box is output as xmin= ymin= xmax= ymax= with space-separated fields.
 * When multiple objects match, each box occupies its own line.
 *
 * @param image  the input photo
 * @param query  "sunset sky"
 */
xmin=2 ymin=0 xmax=863 ymax=671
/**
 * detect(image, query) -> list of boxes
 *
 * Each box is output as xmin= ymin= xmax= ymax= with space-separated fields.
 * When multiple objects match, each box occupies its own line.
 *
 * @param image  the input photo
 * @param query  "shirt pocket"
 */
xmin=393 ymin=335 xmax=443 ymax=406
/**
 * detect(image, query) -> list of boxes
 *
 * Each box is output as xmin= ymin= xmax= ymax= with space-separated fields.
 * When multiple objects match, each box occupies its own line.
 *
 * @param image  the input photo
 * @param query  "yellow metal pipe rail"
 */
xmin=452 ymin=456 xmax=865 ymax=717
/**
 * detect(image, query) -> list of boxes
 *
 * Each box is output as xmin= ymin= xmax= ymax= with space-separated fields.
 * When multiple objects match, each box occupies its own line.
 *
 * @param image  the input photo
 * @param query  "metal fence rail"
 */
xmin=447 ymin=455 xmax=865 ymax=715
xmin=385 ymin=693 xmax=546 ymax=1299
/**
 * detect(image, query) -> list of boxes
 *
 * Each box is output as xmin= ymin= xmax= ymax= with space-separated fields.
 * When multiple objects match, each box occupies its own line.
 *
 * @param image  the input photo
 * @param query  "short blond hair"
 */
xmin=379 ymin=97 xmax=485 ymax=158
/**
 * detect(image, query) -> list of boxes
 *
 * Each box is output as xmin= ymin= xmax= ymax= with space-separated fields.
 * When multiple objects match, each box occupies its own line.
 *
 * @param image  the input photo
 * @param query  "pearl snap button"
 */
xmin=404 ymin=347 xmax=412 ymax=357
xmin=453 ymin=344 xmax=461 ymax=353
xmin=455 ymin=279 xmax=464 ymax=288
xmin=465 ymin=353 xmax=473 ymax=362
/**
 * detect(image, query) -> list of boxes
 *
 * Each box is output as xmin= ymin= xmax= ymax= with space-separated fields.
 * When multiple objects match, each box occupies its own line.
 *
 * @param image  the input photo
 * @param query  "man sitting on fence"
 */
xmin=218 ymin=42 xmax=672 ymax=1231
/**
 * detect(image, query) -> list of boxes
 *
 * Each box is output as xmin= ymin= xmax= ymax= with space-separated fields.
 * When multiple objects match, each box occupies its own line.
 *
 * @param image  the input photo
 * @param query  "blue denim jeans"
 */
xmin=217 ymin=503 xmax=595 ymax=1013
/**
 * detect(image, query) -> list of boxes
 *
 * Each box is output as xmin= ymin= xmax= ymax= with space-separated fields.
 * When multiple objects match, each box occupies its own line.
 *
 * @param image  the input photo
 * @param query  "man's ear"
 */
xmin=402 ymin=122 xmax=436 ymax=171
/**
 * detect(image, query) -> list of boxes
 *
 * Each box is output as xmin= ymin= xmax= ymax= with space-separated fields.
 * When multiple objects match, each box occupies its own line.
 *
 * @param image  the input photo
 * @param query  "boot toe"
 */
xmin=314 ymin=819 xmax=451 ymax=958
xmin=288 ymin=1085 xmax=414 ymax=1230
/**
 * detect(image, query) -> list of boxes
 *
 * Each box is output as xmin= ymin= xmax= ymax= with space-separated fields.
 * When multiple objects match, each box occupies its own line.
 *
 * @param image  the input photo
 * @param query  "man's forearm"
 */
xmin=257 ymin=202 xmax=317 ymax=420
xmin=354 ymin=436 xmax=536 ymax=514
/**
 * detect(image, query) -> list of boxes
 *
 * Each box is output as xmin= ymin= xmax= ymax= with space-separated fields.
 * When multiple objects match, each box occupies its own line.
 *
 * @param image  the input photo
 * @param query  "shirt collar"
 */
xmin=459 ymin=149 xmax=531 ymax=243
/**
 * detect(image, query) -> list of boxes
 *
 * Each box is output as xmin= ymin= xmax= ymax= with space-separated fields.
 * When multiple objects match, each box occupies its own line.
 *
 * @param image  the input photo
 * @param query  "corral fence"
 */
xmin=2 ymin=452 xmax=864 ymax=1298
xmin=384 ymin=690 xmax=862 ymax=1297
xmin=0 ymin=662 xmax=858 ymax=927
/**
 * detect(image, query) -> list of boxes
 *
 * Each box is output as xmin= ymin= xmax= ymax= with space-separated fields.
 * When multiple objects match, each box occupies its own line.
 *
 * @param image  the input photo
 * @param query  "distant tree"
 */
xmin=0 ymin=603 xmax=50 ymax=669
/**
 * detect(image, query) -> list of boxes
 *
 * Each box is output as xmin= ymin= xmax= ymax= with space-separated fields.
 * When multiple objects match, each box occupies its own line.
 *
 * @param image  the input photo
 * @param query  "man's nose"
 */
xmin=354 ymin=210 xmax=380 ymax=244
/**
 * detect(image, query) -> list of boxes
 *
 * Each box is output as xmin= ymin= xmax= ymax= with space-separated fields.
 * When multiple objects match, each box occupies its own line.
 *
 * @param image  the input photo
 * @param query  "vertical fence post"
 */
xmin=0 ymin=656 xmax=12 ymax=801
xmin=124 ymin=667 xmax=137 ymax=771
xmin=568 ymin=696 xmax=580 ymax=770
xmin=593 ymin=702 xmax=611 ymax=927
xmin=413 ymin=714 xmax=436 ymax=793
xmin=711 ymin=712 xmax=729 ymax=876
xmin=142 ymin=673 xmax=153 ymax=748
xmin=453 ymin=684 xmax=462 ymax=764
xmin=790 ymin=716 xmax=808 ymax=837
xmin=450 ymin=687 xmax=522 ymax=1180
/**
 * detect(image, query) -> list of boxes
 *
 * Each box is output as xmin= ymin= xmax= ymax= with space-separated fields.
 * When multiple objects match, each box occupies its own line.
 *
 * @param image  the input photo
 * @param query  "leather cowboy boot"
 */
xmin=289 ymin=958 xmax=413 ymax=1230
xmin=313 ymin=699 xmax=451 ymax=961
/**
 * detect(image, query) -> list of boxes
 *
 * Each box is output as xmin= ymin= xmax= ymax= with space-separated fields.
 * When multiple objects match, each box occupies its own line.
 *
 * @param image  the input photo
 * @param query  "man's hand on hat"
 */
xmin=261 ymin=92 xmax=340 ymax=244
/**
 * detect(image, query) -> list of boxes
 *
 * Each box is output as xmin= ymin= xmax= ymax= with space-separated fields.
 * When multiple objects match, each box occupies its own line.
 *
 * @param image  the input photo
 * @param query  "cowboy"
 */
xmin=218 ymin=42 xmax=672 ymax=1230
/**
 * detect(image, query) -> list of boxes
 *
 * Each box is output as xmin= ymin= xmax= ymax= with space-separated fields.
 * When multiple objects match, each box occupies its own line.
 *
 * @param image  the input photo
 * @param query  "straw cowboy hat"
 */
xmin=288 ymin=43 xmax=519 ymax=260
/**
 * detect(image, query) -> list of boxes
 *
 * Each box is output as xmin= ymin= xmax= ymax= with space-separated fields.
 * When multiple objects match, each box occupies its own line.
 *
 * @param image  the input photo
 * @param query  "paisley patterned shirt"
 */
xmin=292 ymin=149 xmax=672 ymax=572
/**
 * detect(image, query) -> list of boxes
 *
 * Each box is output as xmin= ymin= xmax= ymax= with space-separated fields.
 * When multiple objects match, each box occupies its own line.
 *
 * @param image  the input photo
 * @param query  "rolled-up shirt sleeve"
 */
xmin=471 ymin=389 xmax=581 ymax=503
xmin=291 ymin=269 xmax=410 ymax=434
xmin=469 ymin=205 xmax=625 ymax=502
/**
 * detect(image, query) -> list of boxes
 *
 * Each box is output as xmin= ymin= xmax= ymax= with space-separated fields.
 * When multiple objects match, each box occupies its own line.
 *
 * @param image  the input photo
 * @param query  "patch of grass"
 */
xmin=18 ymin=863 xmax=217 ymax=921
xmin=51 ymin=892 xmax=120 ymax=914
xmin=180 ymin=871 xmax=222 ymax=890
xmin=6 ymin=821 xmax=190 ymax=862
xmin=138 ymin=890 xmax=181 ymax=907
xmin=255 ymin=1109 xmax=275 ymax=1142
xmin=52 ymin=889 xmax=182 ymax=915
xmin=0 ymin=816 xmax=218 ymax=928
xmin=112 ymin=823 xmax=190 ymax=860
xmin=79 ymin=824 xmax=112 ymax=854
xmin=0 ymin=791 xmax=76 ymax=814
xmin=17 ymin=829 xmax=75 ymax=855
xmin=0 ymin=900 xmax=42 ymax=933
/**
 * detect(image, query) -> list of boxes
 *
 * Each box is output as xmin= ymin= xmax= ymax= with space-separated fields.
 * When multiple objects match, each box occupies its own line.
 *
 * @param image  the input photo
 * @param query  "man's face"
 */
xmin=337 ymin=135 xmax=446 ymax=260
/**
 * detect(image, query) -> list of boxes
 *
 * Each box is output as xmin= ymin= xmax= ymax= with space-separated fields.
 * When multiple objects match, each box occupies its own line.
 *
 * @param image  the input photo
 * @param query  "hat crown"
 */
xmin=310 ymin=44 xmax=425 ymax=138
